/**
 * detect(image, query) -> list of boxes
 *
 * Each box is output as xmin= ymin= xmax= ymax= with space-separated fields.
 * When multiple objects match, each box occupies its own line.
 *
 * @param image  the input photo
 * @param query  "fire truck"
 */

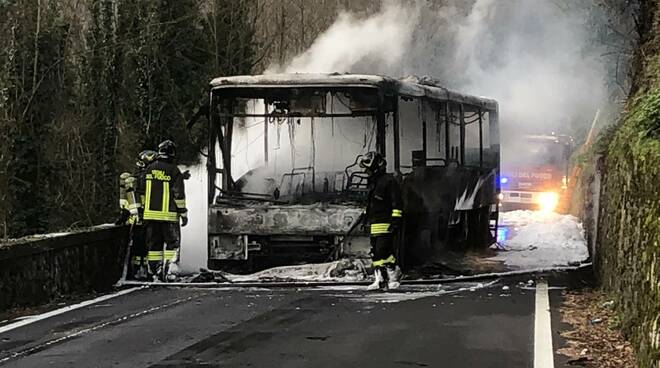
xmin=499 ymin=134 xmax=573 ymax=212
xmin=198 ymin=73 xmax=500 ymax=270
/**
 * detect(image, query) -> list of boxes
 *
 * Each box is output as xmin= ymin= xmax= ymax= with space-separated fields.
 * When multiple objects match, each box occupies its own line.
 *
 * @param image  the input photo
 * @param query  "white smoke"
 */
xmin=443 ymin=0 xmax=606 ymax=142
xmin=274 ymin=0 xmax=607 ymax=138
xmin=268 ymin=1 xmax=420 ymax=74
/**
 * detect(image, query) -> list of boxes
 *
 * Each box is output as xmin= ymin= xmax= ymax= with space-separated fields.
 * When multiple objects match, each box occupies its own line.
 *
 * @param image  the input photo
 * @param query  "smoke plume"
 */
xmin=269 ymin=2 xmax=420 ymax=74
xmin=274 ymin=0 xmax=608 ymax=139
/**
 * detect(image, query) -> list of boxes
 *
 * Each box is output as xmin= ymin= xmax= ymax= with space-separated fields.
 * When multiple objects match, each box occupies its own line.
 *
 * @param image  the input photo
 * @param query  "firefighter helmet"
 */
xmin=158 ymin=140 xmax=177 ymax=159
xmin=136 ymin=150 xmax=158 ymax=168
xmin=359 ymin=151 xmax=386 ymax=172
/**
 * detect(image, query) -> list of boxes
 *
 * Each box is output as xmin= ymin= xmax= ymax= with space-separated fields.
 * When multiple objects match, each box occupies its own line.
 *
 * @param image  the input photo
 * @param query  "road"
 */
xmin=0 ymin=273 xmax=585 ymax=368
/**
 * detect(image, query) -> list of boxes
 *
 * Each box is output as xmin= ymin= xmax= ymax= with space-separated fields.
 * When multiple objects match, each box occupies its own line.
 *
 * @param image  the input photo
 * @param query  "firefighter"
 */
xmin=141 ymin=140 xmax=188 ymax=281
xmin=116 ymin=173 xmax=135 ymax=226
xmin=131 ymin=150 xmax=158 ymax=279
xmin=116 ymin=150 xmax=158 ymax=280
xmin=359 ymin=151 xmax=403 ymax=291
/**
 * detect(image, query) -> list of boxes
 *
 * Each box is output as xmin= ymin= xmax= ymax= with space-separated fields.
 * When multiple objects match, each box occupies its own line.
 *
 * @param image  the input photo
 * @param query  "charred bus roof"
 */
xmin=209 ymin=73 xmax=498 ymax=111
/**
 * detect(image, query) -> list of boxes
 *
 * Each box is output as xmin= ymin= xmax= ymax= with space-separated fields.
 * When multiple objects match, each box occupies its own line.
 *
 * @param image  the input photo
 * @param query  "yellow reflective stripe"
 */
xmin=391 ymin=209 xmax=403 ymax=218
xmin=145 ymin=180 xmax=152 ymax=211
xmin=147 ymin=251 xmax=176 ymax=261
xmin=143 ymin=210 xmax=178 ymax=222
xmin=128 ymin=203 xmax=141 ymax=210
xmin=370 ymin=223 xmax=391 ymax=235
xmin=162 ymin=181 xmax=170 ymax=214
xmin=174 ymin=199 xmax=186 ymax=209
xmin=370 ymin=223 xmax=390 ymax=228
xmin=143 ymin=178 xmax=178 ymax=221
xmin=372 ymin=255 xmax=396 ymax=267
xmin=147 ymin=251 xmax=163 ymax=261
xmin=143 ymin=209 xmax=178 ymax=220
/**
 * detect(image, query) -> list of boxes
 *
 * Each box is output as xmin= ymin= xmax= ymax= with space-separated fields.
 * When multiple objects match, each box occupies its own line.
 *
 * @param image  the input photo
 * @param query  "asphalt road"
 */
xmin=0 ymin=273 xmax=584 ymax=368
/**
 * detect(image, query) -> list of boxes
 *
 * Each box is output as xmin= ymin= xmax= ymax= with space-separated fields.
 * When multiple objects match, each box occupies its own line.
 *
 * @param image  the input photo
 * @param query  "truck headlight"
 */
xmin=537 ymin=192 xmax=559 ymax=212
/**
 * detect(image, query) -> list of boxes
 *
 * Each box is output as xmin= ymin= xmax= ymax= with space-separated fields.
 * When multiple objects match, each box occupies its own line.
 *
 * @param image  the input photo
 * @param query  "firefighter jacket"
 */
xmin=119 ymin=172 xmax=140 ymax=224
xmin=366 ymin=172 xmax=403 ymax=236
xmin=141 ymin=160 xmax=187 ymax=222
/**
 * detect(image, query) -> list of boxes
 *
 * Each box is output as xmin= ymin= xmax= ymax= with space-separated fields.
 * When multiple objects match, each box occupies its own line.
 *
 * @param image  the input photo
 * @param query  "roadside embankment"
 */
xmin=596 ymin=89 xmax=660 ymax=367
xmin=583 ymin=2 xmax=660 ymax=363
xmin=0 ymin=225 xmax=129 ymax=311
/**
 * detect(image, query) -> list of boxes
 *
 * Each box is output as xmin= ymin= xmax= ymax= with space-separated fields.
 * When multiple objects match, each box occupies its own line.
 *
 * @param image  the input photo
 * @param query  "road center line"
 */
xmin=0 ymin=287 xmax=144 ymax=335
xmin=0 ymin=293 xmax=198 ymax=364
xmin=534 ymin=280 xmax=554 ymax=368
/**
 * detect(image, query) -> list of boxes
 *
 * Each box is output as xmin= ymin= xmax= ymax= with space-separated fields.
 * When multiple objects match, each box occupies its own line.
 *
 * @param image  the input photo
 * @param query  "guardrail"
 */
xmin=0 ymin=225 xmax=129 ymax=311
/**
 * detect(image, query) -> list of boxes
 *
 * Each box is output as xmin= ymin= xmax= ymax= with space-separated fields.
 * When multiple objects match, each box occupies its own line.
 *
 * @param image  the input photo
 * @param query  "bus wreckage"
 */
xmin=199 ymin=73 xmax=500 ymax=271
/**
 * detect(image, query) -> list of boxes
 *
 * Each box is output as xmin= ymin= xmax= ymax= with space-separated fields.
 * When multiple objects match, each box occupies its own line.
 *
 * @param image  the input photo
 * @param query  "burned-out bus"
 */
xmin=204 ymin=73 xmax=499 ymax=270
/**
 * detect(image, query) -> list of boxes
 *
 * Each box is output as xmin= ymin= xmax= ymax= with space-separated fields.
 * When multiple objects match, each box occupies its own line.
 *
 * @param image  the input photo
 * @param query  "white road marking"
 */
xmin=0 ymin=287 xmax=144 ymax=335
xmin=0 ymin=294 xmax=196 ymax=364
xmin=534 ymin=280 xmax=555 ymax=368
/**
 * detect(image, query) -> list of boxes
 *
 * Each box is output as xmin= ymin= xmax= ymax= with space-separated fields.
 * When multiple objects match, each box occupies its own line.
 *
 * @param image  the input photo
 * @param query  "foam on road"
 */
xmin=491 ymin=210 xmax=589 ymax=269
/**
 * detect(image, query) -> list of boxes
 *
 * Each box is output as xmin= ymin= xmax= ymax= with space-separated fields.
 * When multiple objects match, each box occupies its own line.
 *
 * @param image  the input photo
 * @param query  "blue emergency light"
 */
xmin=500 ymin=176 xmax=509 ymax=184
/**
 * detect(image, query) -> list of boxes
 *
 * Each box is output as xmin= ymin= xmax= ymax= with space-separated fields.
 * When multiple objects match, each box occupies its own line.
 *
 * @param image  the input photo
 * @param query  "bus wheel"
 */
xmin=466 ymin=206 xmax=491 ymax=248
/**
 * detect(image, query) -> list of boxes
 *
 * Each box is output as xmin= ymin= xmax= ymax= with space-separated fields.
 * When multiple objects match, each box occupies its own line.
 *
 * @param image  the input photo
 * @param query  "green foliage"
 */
xmin=0 ymin=0 xmax=258 ymax=236
xmin=2 ymin=1 xmax=73 ymax=236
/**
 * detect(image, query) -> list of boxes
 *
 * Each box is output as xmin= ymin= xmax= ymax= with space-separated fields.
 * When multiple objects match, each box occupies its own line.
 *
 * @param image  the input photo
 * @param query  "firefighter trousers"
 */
xmin=128 ymin=225 xmax=147 ymax=278
xmin=370 ymin=235 xmax=397 ymax=268
xmin=145 ymin=221 xmax=181 ymax=276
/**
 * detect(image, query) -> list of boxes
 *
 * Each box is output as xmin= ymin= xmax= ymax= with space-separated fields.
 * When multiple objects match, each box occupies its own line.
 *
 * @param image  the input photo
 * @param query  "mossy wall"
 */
xmin=592 ymin=2 xmax=660 ymax=365
xmin=595 ymin=87 xmax=660 ymax=367
xmin=596 ymin=64 xmax=660 ymax=367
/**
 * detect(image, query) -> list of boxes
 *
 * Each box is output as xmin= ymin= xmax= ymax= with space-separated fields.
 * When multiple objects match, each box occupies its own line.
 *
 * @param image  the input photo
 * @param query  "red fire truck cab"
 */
xmin=500 ymin=134 xmax=573 ymax=212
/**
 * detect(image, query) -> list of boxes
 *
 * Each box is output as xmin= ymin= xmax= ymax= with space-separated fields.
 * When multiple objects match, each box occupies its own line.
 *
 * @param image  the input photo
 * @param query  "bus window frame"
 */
xmin=207 ymin=85 xmax=391 ymax=202
xmin=393 ymin=97 xmax=493 ymax=171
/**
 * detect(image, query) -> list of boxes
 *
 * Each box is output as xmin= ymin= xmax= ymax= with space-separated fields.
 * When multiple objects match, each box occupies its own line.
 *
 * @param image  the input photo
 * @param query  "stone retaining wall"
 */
xmin=592 ymin=88 xmax=660 ymax=367
xmin=0 ymin=225 xmax=129 ymax=311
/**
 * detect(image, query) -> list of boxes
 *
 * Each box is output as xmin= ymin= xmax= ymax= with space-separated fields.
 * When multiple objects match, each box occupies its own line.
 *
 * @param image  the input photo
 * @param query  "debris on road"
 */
xmin=339 ymin=280 xmax=501 ymax=304
xmin=558 ymin=289 xmax=636 ymax=367
xmin=218 ymin=259 xmax=369 ymax=283
xmin=601 ymin=300 xmax=614 ymax=308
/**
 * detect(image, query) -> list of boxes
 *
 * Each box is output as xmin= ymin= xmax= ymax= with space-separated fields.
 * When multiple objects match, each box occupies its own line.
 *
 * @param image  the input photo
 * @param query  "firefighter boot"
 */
xmin=367 ymin=267 xmax=387 ymax=291
xmin=166 ymin=249 xmax=180 ymax=282
xmin=148 ymin=261 xmax=163 ymax=282
xmin=386 ymin=265 xmax=401 ymax=290
xmin=134 ymin=260 xmax=148 ymax=281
